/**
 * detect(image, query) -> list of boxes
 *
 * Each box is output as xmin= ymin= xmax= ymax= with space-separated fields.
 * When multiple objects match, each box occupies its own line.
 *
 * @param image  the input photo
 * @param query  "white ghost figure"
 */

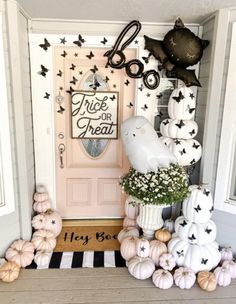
xmin=121 ymin=116 xmax=177 ymax=174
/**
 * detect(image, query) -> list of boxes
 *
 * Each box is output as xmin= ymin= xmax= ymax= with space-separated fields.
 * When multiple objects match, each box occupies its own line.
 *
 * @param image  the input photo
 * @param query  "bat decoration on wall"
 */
xmin=100 ymin=37 xmax=108 ymax=45
xmin=39 ymin=38 xmax=51 ymax=51
xmin=127 ymin=102 xmax=134 ymax=108
xmin=44 ymin=92 xmax=50 ymax=99
xmin=73 ymin=34 xmax=85 ymax=47
xmin=38 ymin=65 xmax=49 ymax=77
xmin=144 ymin=18 xmax=209 ymax=87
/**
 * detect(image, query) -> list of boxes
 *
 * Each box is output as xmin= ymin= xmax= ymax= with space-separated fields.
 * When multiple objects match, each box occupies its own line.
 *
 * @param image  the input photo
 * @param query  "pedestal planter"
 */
xmin=137 ymin=204 xmax=168 ymax=239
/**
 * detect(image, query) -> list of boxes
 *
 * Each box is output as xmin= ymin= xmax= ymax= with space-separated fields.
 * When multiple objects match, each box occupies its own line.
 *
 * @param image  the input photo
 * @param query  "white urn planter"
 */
xmin=137 ymin=204 xmax=167 ymax=239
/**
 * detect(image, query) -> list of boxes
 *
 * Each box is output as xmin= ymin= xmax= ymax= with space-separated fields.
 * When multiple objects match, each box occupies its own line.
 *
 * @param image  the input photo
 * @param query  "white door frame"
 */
xmin=29 ymin=22 xmax=200 ymax=208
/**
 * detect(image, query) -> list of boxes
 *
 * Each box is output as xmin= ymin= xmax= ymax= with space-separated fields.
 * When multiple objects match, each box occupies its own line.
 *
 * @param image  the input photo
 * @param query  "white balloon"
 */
xmin=121 ymin=116 xmax=177 ymax=173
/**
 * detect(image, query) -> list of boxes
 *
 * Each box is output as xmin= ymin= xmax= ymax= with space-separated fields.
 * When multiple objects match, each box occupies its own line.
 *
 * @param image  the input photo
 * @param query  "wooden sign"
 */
xmin=71 ymin=91 xmax=118 ymax=139
xmin=54 ymin=225 xmax=122 ymax=252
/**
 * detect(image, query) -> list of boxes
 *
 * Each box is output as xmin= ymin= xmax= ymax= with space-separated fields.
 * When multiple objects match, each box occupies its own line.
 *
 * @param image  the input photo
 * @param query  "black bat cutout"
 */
xmin=190 ymin=159 xmax=196 ymax=165
xmin=205 ymin=227 xmax=212 ymax=234
xmin=44 ymin=92 xmax=50 ymax=99
xmin=193 ymin=142 xmax=200 ymax=149
xmin=57 ymin=70 xmax=62 ymax=77
xmin=138 ymin=84 xmax=144 ymax=91
xmin=57 ymin=105 xmax=65 ymax=114
xmin=172 ymin=91 xmax=185 ymax=103
xmin=147 ymin=93 xmax=151 ymax=97
xmin=89 ymin=81 xmax=101 ymax=90
xmin=141 ymin=104 xmax=148 ymax=111
xmin=177 ymin=250 xmax=184 ymax=257
xmin=203 ymin=189 xmax=210 ymax=196
xmin=110 ymin=95 xmax=116 ymax=101
xmin=70 ymin=76 xmax=78 ymax=85
xmin=175 ymin=120 xmax=185 ymax=129
xmin=180 ymin=220 xmax=187 ymax=227
xmin=90 ymin=65 xmax=98 ymax=74
xmin=86 ymin=51 xmax=94 ymax=60
xmin=156 ymin=93 xmax=163 ymax=99
xmin=125 ymin=79 xmax=130 ymax=86
xmin=188 ymin=106 xmax=196 ymax=114
xmin=189 ymin=129 xmax=196 ymax=136
xmin=201 ymin=258 xmax=208 ymax=265
xmin=104 ymin=76 xmax=110 ymax=83
xmin=179 ymin=148 xmax=186 ymax=155
xmin=163 ymin=119 xmax=169 ymax=125
xmin=66 ymin=86 xmax=75 ymax=95
xmin=142 ymin=53 xmax=151 ymax=64
xmin=127 ymin=102 xmax=134 ymax=109
xmin=188 ymin=234 xmax=196 ymax=241
xmin=70 ymin=64 xmax=76 ymax=70
xmin=157 ymin=111 xmax=163 ymax=117
xmin=39 ymin=65 xmax=49 ymax=77
xmin=61 ymin=50 xmax=67 ymax=58
xmin=194 ymin=204 xmax=202 ymax=212
xmin=101 ymin=37 xmax=108 ymax=45
xmin=39 ymin=38 xmax=51 ymax=51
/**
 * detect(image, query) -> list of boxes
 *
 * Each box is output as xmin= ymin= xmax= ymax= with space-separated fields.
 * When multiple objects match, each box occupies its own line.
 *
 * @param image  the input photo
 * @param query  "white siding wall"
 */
xmin=0 ymin=1 xmax=34 ymax=256
xmin=0 ymin=1 xmax=21 ymax=256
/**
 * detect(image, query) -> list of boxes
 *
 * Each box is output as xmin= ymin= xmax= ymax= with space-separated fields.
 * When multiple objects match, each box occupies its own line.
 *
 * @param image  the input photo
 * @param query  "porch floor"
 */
xmin=0 ymin=268 xmax=236 ymax=304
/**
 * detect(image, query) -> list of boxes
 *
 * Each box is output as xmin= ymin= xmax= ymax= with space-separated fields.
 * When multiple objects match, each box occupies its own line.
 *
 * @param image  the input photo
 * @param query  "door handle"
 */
xmin=58 ymin=144 xmax=65 ymax=168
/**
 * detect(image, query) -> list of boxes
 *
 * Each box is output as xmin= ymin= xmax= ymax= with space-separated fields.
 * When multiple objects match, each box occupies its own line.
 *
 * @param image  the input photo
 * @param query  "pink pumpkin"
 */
xmin=222 ymin=260 xmax=236 ymax=279
xmin=43 ymin=210 xmax=62 ymax=237
xmin=124 ymin=196 xmax=139 ymax=219
xmin=174 ymin=267 xmax=196 ymax=289
xmin=149 ymin=240 xmax=167 ymax=266
xmin=152 ymin=269 xmax=173 ymax=289
xmin=32 ymin=230 xmax=56 ymax=251
xmin=5 ymin=239 xmax=34 ymax=268
xmin=120 ymin=236 xmax=138 ymax=261
xmin=214 ymin=266 xmax=231 ymax=287
xmin=123 ymin=217 xmax=138 ymax=228
xmin=117 ymin=227 xmax=139 ymax=243
xmin=220 ymin=247 xmax=233 ymax=263
xmin=33 ymin=200 xmax=51 ymax=213
xmin=32 ymin=214 xmax=46 ymax=230
xmin=33 ymin=186 xmax=49 ymax=202
xmin=159 ymin=253 xmax=176 ymax=271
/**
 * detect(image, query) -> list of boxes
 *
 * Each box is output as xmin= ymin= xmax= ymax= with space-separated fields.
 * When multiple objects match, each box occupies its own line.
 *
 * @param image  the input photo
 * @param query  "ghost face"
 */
xmin=121 ymin=116 xmax=151 ymax=145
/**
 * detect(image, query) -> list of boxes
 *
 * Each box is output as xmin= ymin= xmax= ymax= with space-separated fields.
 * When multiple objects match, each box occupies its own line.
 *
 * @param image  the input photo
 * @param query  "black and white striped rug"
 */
xmin=27 ymin=251 xmax=126 ymax=269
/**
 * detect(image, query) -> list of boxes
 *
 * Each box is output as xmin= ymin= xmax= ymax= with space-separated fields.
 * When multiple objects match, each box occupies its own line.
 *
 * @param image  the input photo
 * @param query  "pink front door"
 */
xmin=54 ymin=46 xmax=135 ymax=218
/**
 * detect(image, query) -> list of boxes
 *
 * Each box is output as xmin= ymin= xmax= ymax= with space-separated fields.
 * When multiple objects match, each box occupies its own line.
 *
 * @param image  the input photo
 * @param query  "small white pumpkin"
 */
xmin=34 ymin=251 xmax=52 ymax=267
xmin=222 ymin=260 xmax=236 ymax=279
xmin=175 ymin=215 xmax=217 ymax=245
xmin=117 ymin=227 xmax=139 ymax=243
xmin=220 ymin=247 xmax=233 ymax=263
xmin=5 ymin=239 xmax=35 ymax=268
xmin=161 ymin=137 xmax=202 ymax=167
xmin=159 ymin=253 xmax=176 ymax=271
xmin=123 ymin=217 xmax=138 ymax=228
xmin=163 ymin=218 xmax=175 ymax=233
xmin=136 ymin=238 xmax=150 ymax=258
xmin=43 ymin=210 xmax=62 ymax=237
xmin=31 ymin=230 xmax=56 ymax=252
xmin=168 ymin=237 xmax=221 ymax=273
xmin=214 ymin=266 xmax=232 ymax=287
xmin=160 ymin=118 xmax=198 ymax=139
xmin=182 ymin=185 xmax=213 ymax=224
xmin=168 ymin=87 xmax=196 ymax=120
xmin=174 ymin=267 xmax=196 ymax=289
xmin=33 ymin=186 xmax=49 ymax=202
xmin=152 ymin=269 xmax=173 ymax=289
xmin=33 ymin=200 xmax=51 ymax=213
xmin=32 ymin=214 xmax=46 ymax=230
xmin=120 ymin=236 xmax=138 ymax=261
xmin=128 ymin=256 xmax=155 ymax=280
xmin=149 ymin=240 xmax=167 ymax=266
xmin=124 ymin=196 xmax=139 ymax=219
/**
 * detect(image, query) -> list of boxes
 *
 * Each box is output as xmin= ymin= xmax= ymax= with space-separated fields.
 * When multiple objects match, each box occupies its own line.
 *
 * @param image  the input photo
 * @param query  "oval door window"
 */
xmin=81 ymin=72 xmax=109 ymax=158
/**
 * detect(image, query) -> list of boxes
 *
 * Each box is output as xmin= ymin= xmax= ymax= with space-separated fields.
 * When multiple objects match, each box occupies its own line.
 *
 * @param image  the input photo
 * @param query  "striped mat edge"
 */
xmin=26 ymin=251 xmax=126 ymax=269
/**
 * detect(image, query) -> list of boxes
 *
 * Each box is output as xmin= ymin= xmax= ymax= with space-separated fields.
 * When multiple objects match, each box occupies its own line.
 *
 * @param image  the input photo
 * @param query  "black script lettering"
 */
xmin=72 ymin=92 xmax=96 ymax=116
xmin=96 ymin=232 xmax=117 ymax=242
xmin=74 ymin=235 xmax=92 ymax=246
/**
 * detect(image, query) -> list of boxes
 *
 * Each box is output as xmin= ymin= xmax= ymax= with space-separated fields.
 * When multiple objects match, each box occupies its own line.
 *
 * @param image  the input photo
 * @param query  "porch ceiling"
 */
xmin=17 ymin=0 xmax=236 ymax=23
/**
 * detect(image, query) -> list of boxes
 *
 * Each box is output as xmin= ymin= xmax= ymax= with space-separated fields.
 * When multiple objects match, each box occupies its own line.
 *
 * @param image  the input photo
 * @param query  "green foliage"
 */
xmin=120 ymin=164 xmax=189 ymax=206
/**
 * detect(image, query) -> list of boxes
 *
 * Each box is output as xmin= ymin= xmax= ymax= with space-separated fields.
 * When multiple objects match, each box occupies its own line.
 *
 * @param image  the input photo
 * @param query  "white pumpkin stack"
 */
xmin=168 ymin=185 xmax=221 ymax=273
xmin=160 ymin=86 xmax=202 ymax=167
xmin=122 ymin=196 xmax=139 ymax=229
xmin=31 ymin=186 xmax=62 ymax=267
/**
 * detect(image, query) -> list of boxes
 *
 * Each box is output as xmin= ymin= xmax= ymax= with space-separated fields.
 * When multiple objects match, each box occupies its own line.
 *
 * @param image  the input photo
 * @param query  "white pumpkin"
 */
xmin=33 ymin=185 xmax=49 ymax=202
xmin=124 ymin=196 xmax=139 ymax=219
xmin=136 ymin=238 xmax=150 ymax=258
xmin=163 ymin=218 xmax=175 ymax=233
xmin=152 ymin=269 xmax=173 ymax=289
xmin=117 ymin=227 xmax=140 ymax=243
xmin=222 ymin=260 xmax=236 ymax=279
xmin=32 ymin=214 xmax=46 ymax=230
xmin=34 ymin=251 xmax=52 ymax=267
xmin=33 ymin=200 xmax=51 ymax=213
xmin=5 ymin=239 xmax=35 ymax=268
xmin=43 ymin=210 xmax=62 ymax=237
xmin=214 ymin=266 xmax=232 ymax=287
xmin=168 ymin=237 xmax=221 ymax=273
xmin=159 ymin=253 xmax=176 ymax=271
xmin=161 ymin=137 xmax=202 ymax=167
xmin=149 ymin=240 xmax=167 ymax=266
xmin=31 ymin=230 xmax=56 ymax=252
xmin=174 ymin=267 xmax=196 ymax=289
xmin=120 ymin=236 xmax=138 ymax=261
xmin=128 ymin=256 xmax=155 ymax=280
xmin=182 ymin=185 xmax=213 ymax=224
xmin=220 ymin=247 xmax=233 ymax=263
xmin=123 ymin=217 xmax=138 ymax=228
xmin=168 ymin=87 xmax=196 ymax=120
xmin=160 ymin=118 xmax=198 ymax=140
xmin=175 ymin=215 xmax=217 ymax=245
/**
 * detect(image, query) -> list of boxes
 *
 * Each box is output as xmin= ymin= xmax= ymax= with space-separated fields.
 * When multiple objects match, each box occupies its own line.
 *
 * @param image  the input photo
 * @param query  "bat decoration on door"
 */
xmin=86 ymin=51 xmax=94 ymax=60
xmin=38 ymin=65 xmax=49 ymax=77
xmin=44 ymin=92 xmax=50 ymax=99
xmin=73 ymin=34 xmax=86 ymax=47
xmin=61 ymin=50 xmax=67 ymax=58
xmin=144 ymin=18 xmax=209 ymax=87
xmin=57 ymin=106 xmax=65 ymax=114
xmin=39 ymin=38 xmax=51 ymax=51
xmin=100 ymin=37 xmax=108 ymax=45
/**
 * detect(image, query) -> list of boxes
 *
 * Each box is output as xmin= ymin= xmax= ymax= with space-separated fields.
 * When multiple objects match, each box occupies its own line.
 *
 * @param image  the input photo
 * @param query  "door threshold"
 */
xmin=62 ymin=219 xmax=123 ymax=227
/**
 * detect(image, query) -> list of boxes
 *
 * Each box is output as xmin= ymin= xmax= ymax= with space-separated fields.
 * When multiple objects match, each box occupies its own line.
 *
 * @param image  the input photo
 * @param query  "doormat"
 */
xmin=54 ymin=225 xmax=122 ymax=252
xmin=26 ymin=251 xmax=126 ymax=269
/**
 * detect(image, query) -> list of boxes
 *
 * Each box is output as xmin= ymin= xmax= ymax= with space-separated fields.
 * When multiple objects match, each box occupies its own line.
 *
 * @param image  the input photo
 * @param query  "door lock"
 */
xmin=58 ymin=143 xmax=65 ymax=168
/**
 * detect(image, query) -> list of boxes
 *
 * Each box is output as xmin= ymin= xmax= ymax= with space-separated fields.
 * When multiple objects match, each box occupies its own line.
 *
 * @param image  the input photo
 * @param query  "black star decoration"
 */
xmin=134 ymin=40 xmax=138 ymax=44
xmin=190 ymin=93 xmax=195 ymax=99
xmin=188 ymin=234 xmax=196 ymax=241
xmin=172 ymin=91 xmax=185 ymax=103
xmin=193 ymin=142 xmax=200 ymax=149
xmin=125 ymin=79 xmax=130 ymax=86
xmin=140 ymin=246 xmax=146 ymax=252
xmin=57 ymin=70 xmax=62 ymax=77
xmin=70 ymin=76 xmax=78 ymax=85
xmin=61 ymin=50 xmax=67 ymax=58
xmin=60 ymin=37 xmax=67 ymax=44
xmin=189 ymin=129 xmax=196 ymax=136
xmin=163 ymin=119 xmax=169 ymax=126
xmin=74 ymin=53 xmax=78 ymax=57
xmin=205 ymin=227 xmax=212 ymax=234
xmin=110 ymin=70 xmax=114 ymax=74
xmin=203 ymin=189 xmax=210 ymax=196
xmin=59 ymin=87 xmax=63 ymax=91
xmin=180 ymin=220 xmax=187 ymax=227
xmin=38 ymin=65 xmax=49 ymax=77
xmin=44 ymin=92 xmax=50 ymax=99
xmin=57 ymin=106 xmax=65 ymax=114
xmin=113 ymin=84 xmax=117 ymax=88
xmin=177 ymin=250 xmax=184 ymax=257
xmin=201 ymin=258 xmax=208 ymax=265
xmin=39 ymin=38 xmax=51 ymax=51
xmin=194 ymin=204 xmax=202 ymax=212
xmin=51 ymin=220 xmax=56 ymax=225
xmin=175 ymin=120 xmax=185 ymax=129
xmin=66 ymin=86 xmax=75 ymax=95
xmin=79 ymin=71 xmax=83 ymax=75
xmin=174 ymin=139 xmax=181 ymax=145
